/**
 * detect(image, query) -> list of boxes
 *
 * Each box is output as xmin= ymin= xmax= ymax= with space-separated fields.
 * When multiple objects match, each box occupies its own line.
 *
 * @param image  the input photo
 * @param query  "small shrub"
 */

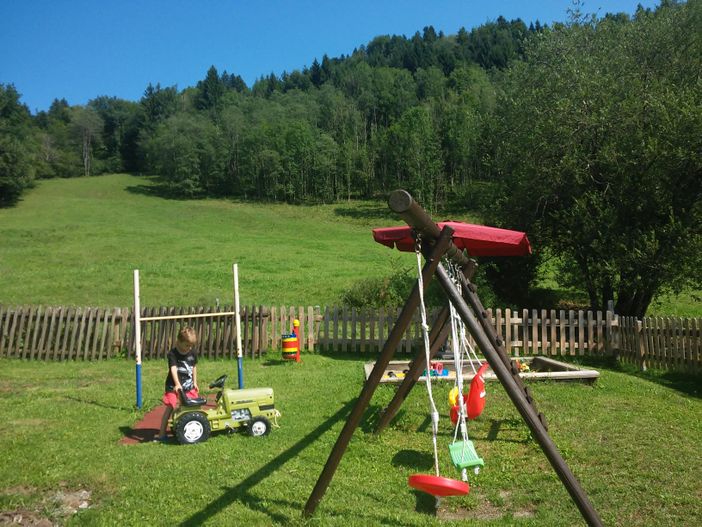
xmin=340 ymin=269 xmax=413 ymax=308
xmin=340 ymin=263 xmax=474 ymax=308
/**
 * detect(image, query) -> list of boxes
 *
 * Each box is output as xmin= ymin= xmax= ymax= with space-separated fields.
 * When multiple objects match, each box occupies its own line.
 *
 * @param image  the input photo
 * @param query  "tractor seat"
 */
xmin=179 ymin=390 xmax=207 ymax=407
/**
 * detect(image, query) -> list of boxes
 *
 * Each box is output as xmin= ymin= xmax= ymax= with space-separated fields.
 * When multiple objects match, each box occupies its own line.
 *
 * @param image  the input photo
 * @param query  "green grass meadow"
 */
xmin=0 ymin=355 xmax=699 ymax=526
xmin=0 ymin=174 xmax=421 ymax=308
xmin=0 ymin=173 xmax=698 ymax=314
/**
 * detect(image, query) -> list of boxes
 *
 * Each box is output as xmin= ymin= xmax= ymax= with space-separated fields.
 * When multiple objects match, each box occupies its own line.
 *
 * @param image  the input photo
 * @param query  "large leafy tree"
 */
xmin=88 ymin=96 xmax=141 ymax=172
xmin=0 ymin=84 xmax=37 ymax=206
xmin=379 ymin=105 xmax=442 ymax=211
xmin=144 ymin=113 xmax=226 ymax=197
xmin=70 ymin=106 xmax=103 ymax=177
xmin=488 ymin=1 xmax=702 ymax=316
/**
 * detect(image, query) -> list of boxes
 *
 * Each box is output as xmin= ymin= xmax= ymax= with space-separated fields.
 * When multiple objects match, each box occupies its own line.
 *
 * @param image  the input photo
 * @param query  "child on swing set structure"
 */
xmin=156 ymin=327 xmax=200 ymax=442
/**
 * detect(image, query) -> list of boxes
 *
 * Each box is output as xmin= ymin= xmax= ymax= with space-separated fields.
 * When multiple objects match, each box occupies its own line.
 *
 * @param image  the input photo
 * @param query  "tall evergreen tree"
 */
xmin=197 ymin=66 xmax=225 ymax=110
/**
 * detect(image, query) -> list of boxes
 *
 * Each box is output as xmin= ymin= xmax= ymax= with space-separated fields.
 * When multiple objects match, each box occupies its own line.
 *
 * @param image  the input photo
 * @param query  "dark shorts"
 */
xmin=163 ymin=389 xmax=199 ymax=409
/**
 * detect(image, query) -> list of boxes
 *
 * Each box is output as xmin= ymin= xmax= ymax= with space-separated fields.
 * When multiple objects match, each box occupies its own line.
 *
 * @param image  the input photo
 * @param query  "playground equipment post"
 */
xmin=234 ymin=263 xmax=244 ymax=389
xmin=133 ymin=269 xmax=142 ymax=409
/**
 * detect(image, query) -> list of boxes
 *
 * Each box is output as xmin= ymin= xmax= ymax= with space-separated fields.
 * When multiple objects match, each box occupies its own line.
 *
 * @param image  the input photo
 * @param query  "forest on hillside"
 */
xmin=1 ymin=14 xmax=538 ymax=210
xmin=1 ymin=0 xmax=701 ymax=316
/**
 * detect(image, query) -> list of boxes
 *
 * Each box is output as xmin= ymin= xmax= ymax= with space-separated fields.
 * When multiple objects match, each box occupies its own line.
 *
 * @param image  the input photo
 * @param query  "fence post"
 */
xmin=606 ymin=300 xmax=616 ymax=357
xmin=636 ymin=320 xmax=647 ymax=371
xmin=308 ymin=305 xmax=315 ymax=352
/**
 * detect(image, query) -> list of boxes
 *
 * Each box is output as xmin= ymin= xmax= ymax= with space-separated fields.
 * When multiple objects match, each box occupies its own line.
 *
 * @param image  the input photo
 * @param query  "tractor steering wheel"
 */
xmin=209 ymin=374 xmax=228 ymax=389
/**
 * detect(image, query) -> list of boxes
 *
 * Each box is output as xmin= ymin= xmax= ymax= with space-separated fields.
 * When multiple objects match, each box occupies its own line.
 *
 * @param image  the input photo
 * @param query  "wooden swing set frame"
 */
xmin=302 ymin=190 xmax=603 ymax=527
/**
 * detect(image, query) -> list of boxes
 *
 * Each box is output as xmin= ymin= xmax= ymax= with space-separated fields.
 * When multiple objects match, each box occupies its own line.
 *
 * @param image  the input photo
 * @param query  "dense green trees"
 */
xmin=487 ymin=1 xmax=702 ymax=316
xmin=143 ymin=113 xmax=226 ymax=196
xmin=88 ymin=96 xmax=141 ymax=172
xmin=0 ymin=84 xmax=37 ymax=206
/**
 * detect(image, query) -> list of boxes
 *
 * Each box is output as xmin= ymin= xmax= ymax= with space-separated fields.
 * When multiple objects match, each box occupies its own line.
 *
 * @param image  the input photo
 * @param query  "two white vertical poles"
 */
xmin=132 ymin=264 xmax=244 ymax=409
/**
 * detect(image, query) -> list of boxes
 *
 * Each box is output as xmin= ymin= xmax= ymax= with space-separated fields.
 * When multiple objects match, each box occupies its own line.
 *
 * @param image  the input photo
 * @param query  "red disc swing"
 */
xmin=407 ymin=238 xmax=470 ymax=499
xmin=408 ymin=474 xmax=470 ymax=497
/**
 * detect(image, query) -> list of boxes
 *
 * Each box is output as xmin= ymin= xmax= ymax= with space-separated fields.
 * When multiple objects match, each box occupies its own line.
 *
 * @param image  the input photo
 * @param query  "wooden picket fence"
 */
xmin=0 ymin=305 xmax=280 ymax=361
xmin=0 ymin=304 xmax=700 ymax=373
xmin=312 ymin=307 xmax=617 ymax=357
xmin=0 ymin=305 xmax=128 ymax=361
xmin=617 ymin=316 xmax=702 ymax=373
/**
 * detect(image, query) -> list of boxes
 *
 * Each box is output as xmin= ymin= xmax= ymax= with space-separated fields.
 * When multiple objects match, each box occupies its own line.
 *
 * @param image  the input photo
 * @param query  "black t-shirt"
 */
xmin=164 ymin=347 xmax=198 ymax=392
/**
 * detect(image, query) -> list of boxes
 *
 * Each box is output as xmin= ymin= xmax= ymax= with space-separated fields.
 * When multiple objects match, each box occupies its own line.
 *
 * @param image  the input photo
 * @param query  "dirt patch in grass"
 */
xmin=438 ymin=497 xmax=505 ymax=521
xmin=0 ymin=509 xmax=53 ymax=526
xmin=9 ymin=419 xmax=48 ymax=428
xmin=437 ymin=490 xmax=536 ymax=522
xmin=438 ymin=501 xmax=503 ymax=521
xmin=47 ymin=489 xmax=91 ymax=517
xmin=0 ymin=382 xmax=14 ymax=394
xmin=0 ymin=486 xmax=92 ymax=526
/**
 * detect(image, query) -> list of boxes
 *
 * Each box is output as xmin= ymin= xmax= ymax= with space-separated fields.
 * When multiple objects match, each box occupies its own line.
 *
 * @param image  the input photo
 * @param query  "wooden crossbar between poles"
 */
xmin=138 ymin=311 xmax=238 ymax=322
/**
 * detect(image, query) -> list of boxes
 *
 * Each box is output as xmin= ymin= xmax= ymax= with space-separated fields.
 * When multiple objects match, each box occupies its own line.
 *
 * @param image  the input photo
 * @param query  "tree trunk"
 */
xmin=615 ymin=287 xmax=634 ymax=316
xmin=615 ymin=286 xmax=655 ymax=317
xmin=82 ymin=132 xmax=91 ymax=177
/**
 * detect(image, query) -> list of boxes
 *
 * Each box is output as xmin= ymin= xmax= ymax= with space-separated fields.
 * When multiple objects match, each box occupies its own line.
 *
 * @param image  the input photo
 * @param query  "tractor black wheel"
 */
xmin=175 ymin=412 xmax=211 ymax=444
xmin=248 ymin=416 xmax=271 ymax=437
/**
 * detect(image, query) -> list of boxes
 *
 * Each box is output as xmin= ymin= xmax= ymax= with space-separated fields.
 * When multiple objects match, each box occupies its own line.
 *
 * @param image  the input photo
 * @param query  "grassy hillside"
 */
xmin=1 ymin=174 xmax=697 ymax=314
xmin=0 ymin=174 xmax=430 ymax=307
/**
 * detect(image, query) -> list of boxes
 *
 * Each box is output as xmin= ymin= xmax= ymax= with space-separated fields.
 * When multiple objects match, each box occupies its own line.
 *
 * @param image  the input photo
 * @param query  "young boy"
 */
xmin=156 ymin=326 xmax=199 ymax=441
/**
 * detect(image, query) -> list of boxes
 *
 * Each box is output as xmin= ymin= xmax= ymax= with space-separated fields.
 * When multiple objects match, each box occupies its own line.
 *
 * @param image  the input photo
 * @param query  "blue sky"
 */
xmin=1 ymin=0 xmax=659 ymax=113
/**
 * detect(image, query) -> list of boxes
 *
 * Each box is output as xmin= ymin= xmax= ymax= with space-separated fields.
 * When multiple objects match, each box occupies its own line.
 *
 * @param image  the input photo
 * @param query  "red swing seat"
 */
xmin=408 ymin=474 xmax=470 ymax=497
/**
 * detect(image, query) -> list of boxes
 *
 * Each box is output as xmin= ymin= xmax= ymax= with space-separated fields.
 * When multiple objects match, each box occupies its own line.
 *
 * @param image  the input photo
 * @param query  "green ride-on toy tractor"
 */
xmin=171 ymin=374 xmax=279 ymax=444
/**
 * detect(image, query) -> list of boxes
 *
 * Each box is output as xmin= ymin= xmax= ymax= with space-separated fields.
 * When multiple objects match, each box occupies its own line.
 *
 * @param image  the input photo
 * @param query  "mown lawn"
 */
xmin=0 ymin=354 xmax=699 ymax=526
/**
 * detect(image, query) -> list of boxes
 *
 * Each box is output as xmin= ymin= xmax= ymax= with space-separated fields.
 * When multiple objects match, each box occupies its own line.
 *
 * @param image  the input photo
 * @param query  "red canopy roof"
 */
xmin=372 ymin=221 xmax=531 ymax=257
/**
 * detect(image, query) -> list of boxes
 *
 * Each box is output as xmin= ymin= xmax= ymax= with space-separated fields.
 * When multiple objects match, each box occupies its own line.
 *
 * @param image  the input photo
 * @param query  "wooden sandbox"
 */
xmin=364 ymin=356 xmax=599 ymax=384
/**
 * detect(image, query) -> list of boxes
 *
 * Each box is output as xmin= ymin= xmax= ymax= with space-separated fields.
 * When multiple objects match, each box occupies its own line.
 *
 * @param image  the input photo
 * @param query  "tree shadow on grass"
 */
xmin=333 ymin=203 xmax=397 ymax=222
xmin=392 ymin=449 xmax=434 ymax=471
xmin=63 ymin=395 xmax=132 ymax=412
xmin=555 ymin=355 xmax=701 ymax=398
xmin=125 ymin=176 xmax=203 ymax=201
xmin=178 ymin=399 xmax=355 ymax=526
xmin=485 ymin=418 xmax=531 ymax=444
xmin=125 ymin=184 xmax=193 ymax=200
xmin=613 ymin=362 xmax=701 ymax=398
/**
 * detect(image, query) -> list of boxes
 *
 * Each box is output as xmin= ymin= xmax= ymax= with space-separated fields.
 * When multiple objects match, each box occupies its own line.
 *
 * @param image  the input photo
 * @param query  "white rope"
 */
xmin=446 ymin=262 xmax=481 ymax=372
xmin=415 ymin=239 xmax=441 ymax=478
xmin=445 ymin=262 xmax=480 ymax=482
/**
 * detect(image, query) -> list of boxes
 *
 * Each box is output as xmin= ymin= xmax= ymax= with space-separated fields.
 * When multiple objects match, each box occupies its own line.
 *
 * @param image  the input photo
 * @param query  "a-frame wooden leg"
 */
xmin=434 ymin=263 xmax=603 ymax=527
xmin=302 ymin=227 xmax=455 ymax=517
xmin=375 ymin=262 xmax=477 ymax=435
xmin=374 ymin=305 xmax=449 ymax=434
